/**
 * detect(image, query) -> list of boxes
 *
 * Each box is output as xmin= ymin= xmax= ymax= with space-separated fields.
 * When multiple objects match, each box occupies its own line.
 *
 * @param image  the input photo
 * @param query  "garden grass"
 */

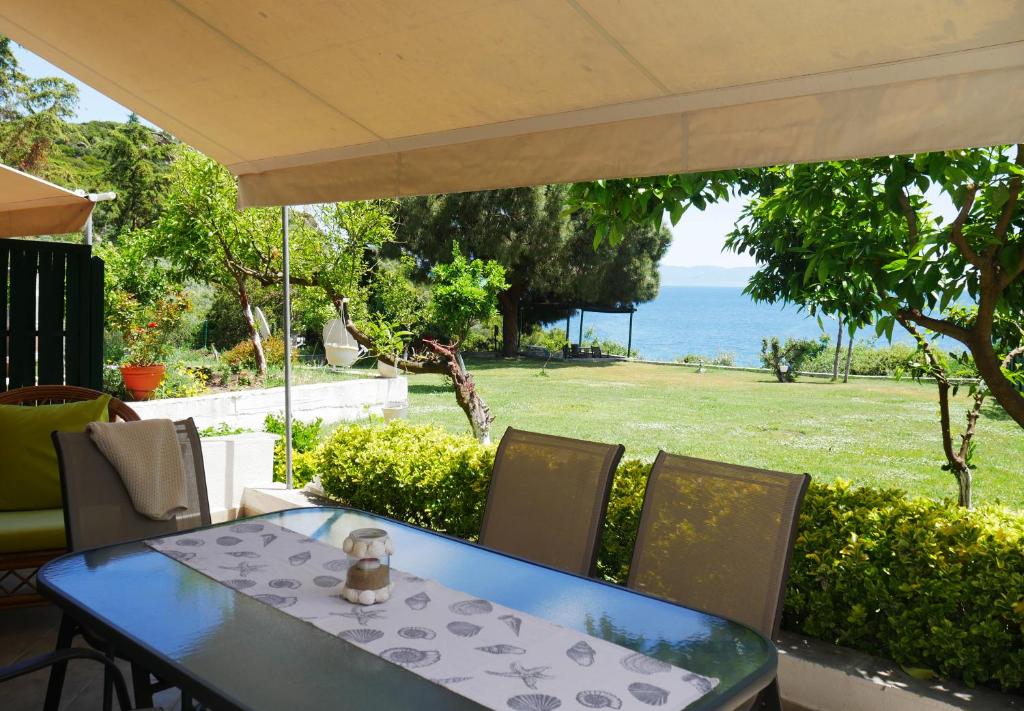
xmin=404 ymin=357 xmax=1024 ymax=509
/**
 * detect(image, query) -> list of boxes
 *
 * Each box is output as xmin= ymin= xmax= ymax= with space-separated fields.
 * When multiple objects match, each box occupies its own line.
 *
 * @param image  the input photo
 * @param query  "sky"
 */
xmin=10 ymin=44 xmax=812 ymax=271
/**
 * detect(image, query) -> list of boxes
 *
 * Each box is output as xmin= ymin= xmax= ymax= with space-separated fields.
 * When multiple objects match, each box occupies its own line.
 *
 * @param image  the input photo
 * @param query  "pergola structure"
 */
xmin=3 ymin=0 xmax=1020 ymax=482
xmin=0 ymin=164 xmax=94 ymax=239
xmin=521 ymin=301 xmax=638 ymax=358
xmin=0 ymin=164 xmax=104 ymax=391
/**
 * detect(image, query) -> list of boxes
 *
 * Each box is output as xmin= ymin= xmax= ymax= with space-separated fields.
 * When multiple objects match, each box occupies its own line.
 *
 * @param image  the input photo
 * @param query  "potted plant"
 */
xmin=109 ymin=291 xmax=191 ymax=400
xmin=362 ymin=318 xmax=411 ymax=378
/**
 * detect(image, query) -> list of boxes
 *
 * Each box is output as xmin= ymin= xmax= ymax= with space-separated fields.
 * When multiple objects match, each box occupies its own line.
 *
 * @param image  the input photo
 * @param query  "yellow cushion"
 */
xmin=0 ymin=509 xmax=66 ymax=553
xmin=0 ymin=395 xmax=111 ymax=510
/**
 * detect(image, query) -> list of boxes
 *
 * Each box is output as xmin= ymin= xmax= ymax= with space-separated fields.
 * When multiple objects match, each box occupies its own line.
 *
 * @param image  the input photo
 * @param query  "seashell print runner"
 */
xmin=147 ymin=521 xmax=718 ymax=710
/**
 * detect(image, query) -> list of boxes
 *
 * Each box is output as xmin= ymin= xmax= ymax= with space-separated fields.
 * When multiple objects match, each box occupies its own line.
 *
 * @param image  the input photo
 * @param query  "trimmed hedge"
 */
xmin=313 ymin=421 xmax=1024 ymax=691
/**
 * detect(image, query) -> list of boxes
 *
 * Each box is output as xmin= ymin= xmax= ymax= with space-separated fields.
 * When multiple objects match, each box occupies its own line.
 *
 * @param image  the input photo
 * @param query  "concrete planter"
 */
xmin=382 ymin=402 xmax=408 ymax=420
xmin=200 ymin=431 xmax=278 ymax=522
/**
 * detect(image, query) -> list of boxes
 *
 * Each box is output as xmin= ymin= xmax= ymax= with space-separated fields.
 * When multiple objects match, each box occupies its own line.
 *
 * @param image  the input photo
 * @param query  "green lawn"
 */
xmin=405 ymin=358 xmax=1024 ymax=509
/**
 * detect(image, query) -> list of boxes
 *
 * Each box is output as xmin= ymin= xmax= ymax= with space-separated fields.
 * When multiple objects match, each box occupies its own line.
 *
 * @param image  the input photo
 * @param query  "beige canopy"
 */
xmin=0 ymin=163 xmax=93 ymax=238
xmin=2 ymin=1 xmax=1022 ymax=207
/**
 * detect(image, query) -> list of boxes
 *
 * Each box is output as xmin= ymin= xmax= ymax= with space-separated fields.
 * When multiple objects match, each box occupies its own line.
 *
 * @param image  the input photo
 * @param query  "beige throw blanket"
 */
xmin=87 ymin=420 xmax=188 ymax=521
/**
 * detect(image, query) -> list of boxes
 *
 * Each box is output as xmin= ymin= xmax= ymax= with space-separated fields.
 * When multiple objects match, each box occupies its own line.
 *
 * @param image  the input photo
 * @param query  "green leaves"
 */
xmin=427 ymin=245 xmax=508 ymax=344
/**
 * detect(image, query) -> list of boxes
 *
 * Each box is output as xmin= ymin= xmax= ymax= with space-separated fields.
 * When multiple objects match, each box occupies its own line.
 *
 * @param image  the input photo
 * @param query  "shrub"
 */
xmin=317 ymin=421 xmax=494 ymax=538
xmin=308 ymin=421 xmax=1024 ymax=690
xmin=803 ymin=340 xmax=917 ymax=376
xmin=265 ymin=413 xmax=323 ymax=487
xmin=154 ymin=362 xmax=208 ymax=399
xmin=761 ymin=336 xmax=828 ymax=381
xmin=222 ymin=336 xmax=292 ymax=372
xmin=786 ymin=481 xmax=1024 ymax=690
xmin=677 ymin=352 xmax=736 ymax=367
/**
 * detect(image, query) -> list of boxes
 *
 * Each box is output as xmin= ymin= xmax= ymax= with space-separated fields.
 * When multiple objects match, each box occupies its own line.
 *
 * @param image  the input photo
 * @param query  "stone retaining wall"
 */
xmin=131 ymin=377 xmax=408 ymax=429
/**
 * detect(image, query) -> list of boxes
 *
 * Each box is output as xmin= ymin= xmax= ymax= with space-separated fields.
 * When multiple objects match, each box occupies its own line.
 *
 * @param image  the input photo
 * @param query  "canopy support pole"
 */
xmin=565 ymin=314 xmax=570 ymax=343
xmin=578 ymin=310 xmax=584 ymax=346
xmin=282 ymin=206 xmax=293 ymax=489
xmin=627 ymin=311 xmax=633 ymax=359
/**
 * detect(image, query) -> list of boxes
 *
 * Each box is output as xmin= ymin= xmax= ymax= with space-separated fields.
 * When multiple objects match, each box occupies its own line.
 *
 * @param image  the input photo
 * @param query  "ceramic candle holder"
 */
xmin=340 ymin=528 xmax=394 ymax=605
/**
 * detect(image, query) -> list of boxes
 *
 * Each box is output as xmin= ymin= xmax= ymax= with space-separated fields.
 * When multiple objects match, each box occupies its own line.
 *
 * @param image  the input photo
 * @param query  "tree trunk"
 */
xmin=831 ymin=316 xmax=843 ymax=381
xmin=497 ymin=286 xmax=523 ymax=358
xmin=963 ymin=335 xmax=1024 ymax=429
xmin=898 ymin=317 xmax=983 ymax=508
xmin=339 ymin=310 xmax=494 ymax=439
xmin=236 ymin=276 xmax=267 ymax=375
xmin=423 ymin=339 xmax=494 ymax=443
xmin=843 ymin=335 xmax=853 ymax=383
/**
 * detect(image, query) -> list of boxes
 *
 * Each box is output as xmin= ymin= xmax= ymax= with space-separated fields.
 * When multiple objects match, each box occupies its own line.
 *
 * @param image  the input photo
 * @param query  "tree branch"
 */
xmin=993 ymin=145 xmax=1024 ymax=242
xmin=947 ymin=185 xmax=981 ymax=267
xmin=997 ymin=145 xmax=1024 ymax=287
xmin=897 ymin=308 xmax=971 ymax=343
xmin=897 ymin=316 xmax=959 ymax=468
xmin=1003 ymin=344 xmax=1024 ymax=370
xmin=896 ymin=189 xmax=919 ymax=244
xmin=341 ymin=311 xmax=446 ymax=375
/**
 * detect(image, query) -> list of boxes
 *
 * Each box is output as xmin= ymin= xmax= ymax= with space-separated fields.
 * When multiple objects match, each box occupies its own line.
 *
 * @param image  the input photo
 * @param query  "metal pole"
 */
xmin=627 ymin=310 xmax=634 ymax=359
xmin=578 ymin=310 xmax=584 ymax=345
xmin=565 ymin=314 xmax=570 ymax=342
xmin=84 ymin=215 xmax=93 ymax=245
xmin=282 ymin=206 xmax=294 ymax=489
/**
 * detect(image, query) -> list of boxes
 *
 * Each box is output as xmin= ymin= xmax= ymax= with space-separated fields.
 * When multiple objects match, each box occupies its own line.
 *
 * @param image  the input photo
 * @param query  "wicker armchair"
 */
xmin=0 ymin=385 xmax=140 ymax=421
xmin=0 ymin=386 xmax=138 ymax=608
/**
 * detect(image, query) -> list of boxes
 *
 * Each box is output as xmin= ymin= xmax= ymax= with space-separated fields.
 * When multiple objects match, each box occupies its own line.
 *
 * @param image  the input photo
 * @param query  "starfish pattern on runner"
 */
xmin=330 ymin=605 xmax=388 ymax=626
xmin=486 ymin=662 xmax=554 ymax=689
xmin=217 ymin=561 xmax=266 ymax=577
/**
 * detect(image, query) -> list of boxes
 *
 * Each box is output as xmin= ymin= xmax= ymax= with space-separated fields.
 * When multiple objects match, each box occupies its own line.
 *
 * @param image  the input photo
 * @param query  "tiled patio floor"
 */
xmin=0 ymin=603 xmax=184 ymax=711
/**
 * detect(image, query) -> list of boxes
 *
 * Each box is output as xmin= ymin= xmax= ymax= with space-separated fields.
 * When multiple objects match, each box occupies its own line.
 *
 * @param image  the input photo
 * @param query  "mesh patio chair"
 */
xmin=627 ymin=452 xmax=809 ymax=711
xmin=46 ymin=418 xmax=209 ymax=711
xmin=480 ymin=427 xmax=624 ymax=576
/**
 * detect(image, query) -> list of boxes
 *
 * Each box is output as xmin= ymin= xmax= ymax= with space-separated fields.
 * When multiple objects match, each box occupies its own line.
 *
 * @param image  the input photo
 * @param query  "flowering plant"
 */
xmin=108 ymin=290 xmax=191 ymax=366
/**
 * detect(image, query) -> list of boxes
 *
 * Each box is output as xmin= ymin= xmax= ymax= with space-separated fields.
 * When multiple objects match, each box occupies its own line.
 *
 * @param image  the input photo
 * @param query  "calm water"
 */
xmin=575 ymin=286 xmax=922 ymax=366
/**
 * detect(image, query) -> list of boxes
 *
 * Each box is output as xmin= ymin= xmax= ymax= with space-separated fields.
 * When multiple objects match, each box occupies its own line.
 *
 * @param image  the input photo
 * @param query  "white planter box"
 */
xmin=200 ymin=432 xmax=279 ymax=522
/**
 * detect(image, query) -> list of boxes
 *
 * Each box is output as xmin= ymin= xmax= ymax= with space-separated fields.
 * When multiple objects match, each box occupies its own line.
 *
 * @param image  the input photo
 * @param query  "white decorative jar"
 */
xmin=341 ymin=528 xmax=395 ymax=605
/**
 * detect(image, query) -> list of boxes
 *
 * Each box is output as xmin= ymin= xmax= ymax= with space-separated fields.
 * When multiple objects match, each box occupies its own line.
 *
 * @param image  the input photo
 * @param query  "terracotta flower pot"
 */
xmin=120 ymin=364 xmax=166 ymax=401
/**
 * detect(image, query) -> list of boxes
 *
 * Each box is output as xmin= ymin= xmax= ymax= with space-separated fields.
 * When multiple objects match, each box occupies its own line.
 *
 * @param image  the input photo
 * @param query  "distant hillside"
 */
xmin=659 ymin=265 xmax=756 ymax=287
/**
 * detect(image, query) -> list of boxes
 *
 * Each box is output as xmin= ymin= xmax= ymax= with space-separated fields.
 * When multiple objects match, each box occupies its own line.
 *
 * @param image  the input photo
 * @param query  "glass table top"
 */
xmin=39 ymin=507 xmax=775 ymax=710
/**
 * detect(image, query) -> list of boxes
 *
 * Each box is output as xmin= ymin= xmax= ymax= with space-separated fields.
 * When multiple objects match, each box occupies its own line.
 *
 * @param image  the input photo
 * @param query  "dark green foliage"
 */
xmin=222 ymin=336 xmax=291 ymax=372
xmin=206 ymin=290 xmax=259 ymax=350
xmin=397 ymin=187 xmax=670 ymax=354
xmin=311 ymin=421 xmax=1024 ymax=690
xmin=787 ymin=481 xmax=1024 ymax=690
xmin=760 ymin=336 xmax=828 ymax=381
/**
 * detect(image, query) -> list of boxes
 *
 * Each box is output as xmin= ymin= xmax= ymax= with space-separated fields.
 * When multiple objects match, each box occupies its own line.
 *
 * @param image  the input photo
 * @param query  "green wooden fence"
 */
xmin=1 ymin=240 xmax=104 ymax=392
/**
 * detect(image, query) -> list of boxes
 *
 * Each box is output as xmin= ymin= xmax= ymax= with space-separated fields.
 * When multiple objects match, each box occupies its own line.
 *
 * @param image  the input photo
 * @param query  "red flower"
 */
xmin=147 ymin=322 xmax=158 ymax=328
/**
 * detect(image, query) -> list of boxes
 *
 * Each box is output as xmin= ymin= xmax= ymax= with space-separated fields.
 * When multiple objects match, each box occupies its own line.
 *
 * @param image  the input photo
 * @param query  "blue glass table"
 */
xmin=38 ymin=507 xmax=776 ymax=710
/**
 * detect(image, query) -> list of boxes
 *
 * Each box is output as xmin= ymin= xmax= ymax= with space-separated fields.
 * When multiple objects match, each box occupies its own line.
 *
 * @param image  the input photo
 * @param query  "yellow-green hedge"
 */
xmin=311 ymin=420 xmax=1024 ymax=691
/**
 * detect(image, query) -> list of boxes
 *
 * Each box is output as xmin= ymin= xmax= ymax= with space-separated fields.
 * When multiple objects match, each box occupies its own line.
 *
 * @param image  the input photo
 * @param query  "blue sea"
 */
xmin=574 ymin=286 xmax=925 ymax=366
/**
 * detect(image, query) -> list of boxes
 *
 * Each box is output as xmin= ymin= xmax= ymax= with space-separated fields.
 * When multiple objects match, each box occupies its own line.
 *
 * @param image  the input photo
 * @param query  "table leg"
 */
xmin=43 ymin=613 xmax=76 ymax=711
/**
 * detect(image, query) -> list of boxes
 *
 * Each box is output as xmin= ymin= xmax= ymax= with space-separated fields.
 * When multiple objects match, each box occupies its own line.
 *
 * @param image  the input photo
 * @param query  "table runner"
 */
xmin=147 ymin=521 xmax=719 ymax=710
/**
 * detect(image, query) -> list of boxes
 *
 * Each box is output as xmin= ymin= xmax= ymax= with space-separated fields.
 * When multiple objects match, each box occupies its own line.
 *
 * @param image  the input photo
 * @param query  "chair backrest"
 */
xmin=52 ymin=418 xmax=211 ymax=551
xmin=627 ymin=452 xmax=809 ymax=638
xmin=0 ymin=385 xmax=139 ymax=422
xmin=480 ymin=427 xmax=624 ymax=576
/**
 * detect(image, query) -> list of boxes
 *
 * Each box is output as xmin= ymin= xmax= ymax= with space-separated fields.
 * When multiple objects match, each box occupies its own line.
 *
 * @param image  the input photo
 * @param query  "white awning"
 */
xmin=0 ymin=163 xmax=93 ymax=238
xmin=3 ymin=1 xmax=1022 ymax=207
